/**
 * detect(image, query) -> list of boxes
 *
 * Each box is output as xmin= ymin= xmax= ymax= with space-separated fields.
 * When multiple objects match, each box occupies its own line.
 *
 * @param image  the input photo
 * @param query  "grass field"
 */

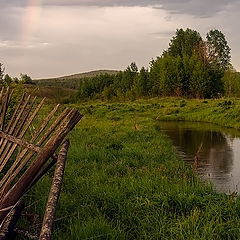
xmin=21 ymin=97 xmax=240 ymax=239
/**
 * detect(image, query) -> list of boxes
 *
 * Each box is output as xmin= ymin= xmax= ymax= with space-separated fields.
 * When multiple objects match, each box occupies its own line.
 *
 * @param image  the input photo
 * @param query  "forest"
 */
xmin=75 ymin=28 xmax=239 ymax=101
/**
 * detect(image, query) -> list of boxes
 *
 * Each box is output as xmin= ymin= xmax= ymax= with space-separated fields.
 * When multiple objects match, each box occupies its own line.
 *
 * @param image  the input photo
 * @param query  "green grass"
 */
xmin=34 ymin=70 xmax=119 ymax=89
xmin=22 ymin=97 xmax=240 ymax=239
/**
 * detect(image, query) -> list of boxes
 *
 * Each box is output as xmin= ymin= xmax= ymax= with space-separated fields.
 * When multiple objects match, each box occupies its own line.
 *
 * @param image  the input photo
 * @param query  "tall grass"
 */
xmin=22 ymin=97 xmax=240 ymax=239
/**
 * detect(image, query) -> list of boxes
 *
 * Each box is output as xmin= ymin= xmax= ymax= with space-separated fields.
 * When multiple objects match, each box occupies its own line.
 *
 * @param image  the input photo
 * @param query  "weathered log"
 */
xmin=0 ymin=201 xmax=24 ymax=240
xmin=39 ymin=139 xmax=69 ymax=240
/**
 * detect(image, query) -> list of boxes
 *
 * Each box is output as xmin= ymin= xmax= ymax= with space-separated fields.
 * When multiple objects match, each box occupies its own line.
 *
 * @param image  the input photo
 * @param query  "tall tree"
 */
xmin=206 ymin=29 xmax=231 ymax=70
xmin=122 ymin=62 xmax=138 ymax=91
xmin=165 ymin=28 xmax=202 ymax=58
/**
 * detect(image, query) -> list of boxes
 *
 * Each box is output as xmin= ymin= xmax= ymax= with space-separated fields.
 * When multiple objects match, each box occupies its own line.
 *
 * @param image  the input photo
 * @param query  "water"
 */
xmin=158 ymin=121 xmax=240 ymax=194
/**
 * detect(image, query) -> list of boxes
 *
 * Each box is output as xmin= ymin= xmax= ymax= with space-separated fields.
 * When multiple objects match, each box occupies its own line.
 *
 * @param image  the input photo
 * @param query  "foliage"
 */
xmin=206 ymin=29 xmax=231 ymax=70
xmin=149 ymin=28 xmax=229 ymax=98
xmin=73 ymin=28 xmax=230 ymax=101
xmin=19 ymin=73 xmax=34 ymax=84
xmin=149 ymin=53 xmax=224 ymax=98
xmin=0 ymin=63 xmax=4 ymax=82
xmin=75 ymin=63 xmax=150 ymax=102
xmin=12 ymin=77 xmax=19 ymax=83
xmin=222 ymin=68 xmax=240 ymax=97
xmin=165 ymin=28 xmax=202 ymax=58
xmin=3 ymin=74 xmax=12 ymax=86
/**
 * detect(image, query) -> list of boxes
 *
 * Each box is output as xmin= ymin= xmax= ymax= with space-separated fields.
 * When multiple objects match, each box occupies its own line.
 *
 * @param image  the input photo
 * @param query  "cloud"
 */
xmin=151 ymin=30 xmax=175 ymax=39
xmin=2 ymin=0 xmax=239 ymax=17
xmin=0 ymin=1 xmax=240 ymax=78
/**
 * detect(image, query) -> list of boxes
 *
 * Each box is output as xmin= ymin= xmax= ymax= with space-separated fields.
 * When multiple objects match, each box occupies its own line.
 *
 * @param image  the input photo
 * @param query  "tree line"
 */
xmin=76 ymin=28 xmax=235 ymax=101
xmin=1 ymin=28 xmax=238 ymax=100
xmin=0 ymin=64 xmax=34 ymax=86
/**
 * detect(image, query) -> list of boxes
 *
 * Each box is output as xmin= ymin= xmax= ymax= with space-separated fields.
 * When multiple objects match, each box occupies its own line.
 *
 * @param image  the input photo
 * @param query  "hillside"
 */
xmin=34 ymin=70 xmax=119 ymax=89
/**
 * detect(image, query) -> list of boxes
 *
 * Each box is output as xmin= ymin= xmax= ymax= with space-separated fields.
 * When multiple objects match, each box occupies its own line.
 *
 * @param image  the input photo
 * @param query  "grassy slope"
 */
xmin=34 ymin=70 xmax=119 ymax=89
xmin=25 ymin=84 xmax=77 ymax=102
xmin=23 ymin=97 xmax=240 ymax=240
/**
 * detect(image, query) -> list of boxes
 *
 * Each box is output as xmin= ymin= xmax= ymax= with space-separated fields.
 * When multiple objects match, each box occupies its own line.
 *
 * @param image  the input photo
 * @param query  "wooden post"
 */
xmin=39 ymin=140 xmax=69 ymax=240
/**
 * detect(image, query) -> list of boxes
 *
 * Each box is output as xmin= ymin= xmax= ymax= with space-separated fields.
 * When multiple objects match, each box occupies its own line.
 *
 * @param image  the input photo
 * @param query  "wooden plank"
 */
xmin=30 ymin=103 xmax=59 ymax=144
xmin=0 ymin=97 xmax=44 ymax=172
xmin=39 ymin=140 xmax=69 ymax=240
xmin=8 ymin=94 xmax=31 ymax=136
xmin=0 ymin=88 xmax=10 ymax=131
xmin=0 ymin=105 xmax=60 ymax=192
xmin=0 ymin=95 xmax=31 ymax=159
xmin=0 ymin=93 xmax=26 ymax=147
xmin=0 ymin=96 xmax=36 ymax=170
xmin=0 ymin=131 xmax=41 ymax=153
xmin=0 ymin=88 xmax=4 ymax=105
xmin=0 ymin=88 xmax=13 ymax=131
xmin=0 ymin=108 xmax=82 ymax=220
xmin=0 ymin=108 xmax=70 ymax=195
xmin=5 ymin=93 xmax=25 ymax=133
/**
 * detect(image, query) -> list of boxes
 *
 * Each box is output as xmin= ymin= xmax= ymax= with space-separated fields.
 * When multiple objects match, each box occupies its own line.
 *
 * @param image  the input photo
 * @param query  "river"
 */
xmin=158 ymin=121 xmax=240 ymax=194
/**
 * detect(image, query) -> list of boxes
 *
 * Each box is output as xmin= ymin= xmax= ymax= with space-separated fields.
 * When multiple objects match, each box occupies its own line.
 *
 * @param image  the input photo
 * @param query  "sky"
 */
xmin=0 ymin=0 xmax=240 ymax=79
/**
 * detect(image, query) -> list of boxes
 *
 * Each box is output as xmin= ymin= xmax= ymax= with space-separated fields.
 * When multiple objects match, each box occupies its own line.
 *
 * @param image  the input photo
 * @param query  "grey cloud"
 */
xmin=1 ymin=0 xmax=239 ymax=17
xmin=151 ymin=31 xmax=175 ymax=38
xmin=0 ymin=8 xmax=23 ymax=41
xmin=154 ymin=0 xmax=240 ymax=18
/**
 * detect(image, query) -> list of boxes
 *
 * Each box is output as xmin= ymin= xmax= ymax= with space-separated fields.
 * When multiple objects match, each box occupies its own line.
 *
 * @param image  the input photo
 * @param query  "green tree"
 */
xmin=20 ymin=73 xmax=34 ymax=84
xmin=122 ymin=62 xmax=138 ymax=91
xmin=149 ymin=55 xmax=183 ymax=96
xmin=0 ymin=63 xmax=4 ymax=82
xmin=206 ymin=29 xmax=231 ymax=70
xmin=222 ymin=67 xmax=236 ymax=97
xmin=132 ymin=67 xmax=149 ymax=97
xmin=3 ymin=74 xmax=12 ymax=85
xmin=188 ymin=55 xmax=209 ymax=98
xmin=149 ymin=28 xmax=228 ymax=98
xmin=149 ymin=57 xmax=163 ymax=95
xmin=139 ymin=67 xmax=149 ymax=95
xmin=165 ymin=28 xmax=202 ymax=58
xmin=12 ymin=77 xmax=19 ymax=83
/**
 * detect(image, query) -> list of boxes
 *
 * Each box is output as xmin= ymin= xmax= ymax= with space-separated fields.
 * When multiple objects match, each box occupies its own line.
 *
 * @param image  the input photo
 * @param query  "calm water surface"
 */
xmin=159 ymin=121 xmax=240 ymax=194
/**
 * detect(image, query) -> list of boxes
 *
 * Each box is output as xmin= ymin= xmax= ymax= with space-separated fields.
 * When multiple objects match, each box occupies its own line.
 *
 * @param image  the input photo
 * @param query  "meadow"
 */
xmin=20 ymin=97 xmax=240 ymax=240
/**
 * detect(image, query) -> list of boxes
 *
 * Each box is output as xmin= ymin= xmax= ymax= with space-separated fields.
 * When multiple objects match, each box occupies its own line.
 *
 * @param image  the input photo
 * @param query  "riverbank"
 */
xmin=24 ymin=97 xmax=240 ymax=239
xmin=152 ymin=97 xmax=240 ymax=129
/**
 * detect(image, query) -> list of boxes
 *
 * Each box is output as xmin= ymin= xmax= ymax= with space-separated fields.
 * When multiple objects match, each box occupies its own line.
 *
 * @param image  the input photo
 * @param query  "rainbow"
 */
xmin=23 ymin=0 xmax=42 ymax=40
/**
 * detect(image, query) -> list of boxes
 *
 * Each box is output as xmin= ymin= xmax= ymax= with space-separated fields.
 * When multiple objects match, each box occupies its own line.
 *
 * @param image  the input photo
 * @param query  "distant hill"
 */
xmin=34 ymin=70 xmax=119 ymax=89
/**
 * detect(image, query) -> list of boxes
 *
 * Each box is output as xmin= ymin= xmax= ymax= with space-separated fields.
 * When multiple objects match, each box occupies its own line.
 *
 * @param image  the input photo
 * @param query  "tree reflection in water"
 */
xmin=158 ymin=121 xmax=240 ymax=194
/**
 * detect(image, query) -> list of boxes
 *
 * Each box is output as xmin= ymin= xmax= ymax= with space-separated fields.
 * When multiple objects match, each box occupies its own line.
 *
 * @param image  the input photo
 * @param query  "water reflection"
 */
xmin=158 ymin=121 xmax=240 ymax=194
